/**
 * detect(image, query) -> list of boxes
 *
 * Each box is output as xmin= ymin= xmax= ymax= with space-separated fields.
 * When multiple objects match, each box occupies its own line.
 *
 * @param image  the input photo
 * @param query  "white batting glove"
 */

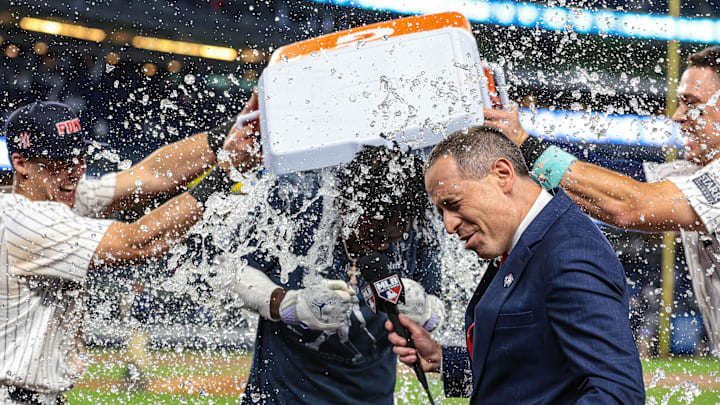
xmin=398 ymin=278 xmax=446 ymax=332
xmin=279 ymin=279 xmax=355 ymax=330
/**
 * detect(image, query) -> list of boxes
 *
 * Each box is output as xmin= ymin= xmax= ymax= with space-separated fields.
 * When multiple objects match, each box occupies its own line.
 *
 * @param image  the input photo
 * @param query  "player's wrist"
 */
xmin=188 ymin=166 xmax=235 ymax=205
xmin=206 ymin=118 xmax=236 ymax=158
xmin=516 ymin=129 xmax=530 ymax=145
xmin=269 ymin=287 xmax=287 ymax=321
xmin=520 ymin=137 xmax=578 ymax=190
xmin=530 ymin=146 xmax=578 ymax=190
xmin=519 ymin=135 xmax=547 ymax=167
xmin=423 ymin=340 xmax=443 ymax=372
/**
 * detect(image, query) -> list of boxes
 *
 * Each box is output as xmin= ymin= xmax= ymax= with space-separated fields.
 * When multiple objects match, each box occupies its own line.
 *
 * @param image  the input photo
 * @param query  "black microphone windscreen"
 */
xmin=357 ymin=252 xmax=389 ymax=282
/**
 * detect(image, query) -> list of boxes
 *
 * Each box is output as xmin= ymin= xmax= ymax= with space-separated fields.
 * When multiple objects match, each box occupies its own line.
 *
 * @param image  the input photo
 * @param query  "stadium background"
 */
xmin=1 ymin=0 xmax=719 ymax=403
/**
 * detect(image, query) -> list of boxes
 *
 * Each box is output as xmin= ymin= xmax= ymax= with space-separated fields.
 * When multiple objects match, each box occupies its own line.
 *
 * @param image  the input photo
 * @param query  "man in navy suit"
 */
xmin=387 ymin=126 xmax=645 ymax=404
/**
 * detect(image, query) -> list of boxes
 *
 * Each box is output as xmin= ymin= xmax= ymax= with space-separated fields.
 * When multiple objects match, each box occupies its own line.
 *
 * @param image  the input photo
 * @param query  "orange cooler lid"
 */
xmin=269 ymin=12 xmax=472 ymax=65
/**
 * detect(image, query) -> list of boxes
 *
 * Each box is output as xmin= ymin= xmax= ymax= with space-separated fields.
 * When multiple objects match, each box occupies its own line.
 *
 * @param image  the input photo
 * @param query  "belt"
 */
xmin=4 ymin=386 xmax=66 ymax=405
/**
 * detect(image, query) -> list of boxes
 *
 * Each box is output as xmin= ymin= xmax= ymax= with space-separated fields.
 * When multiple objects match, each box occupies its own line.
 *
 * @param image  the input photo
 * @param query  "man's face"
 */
xmin=425 ymin=156 xmax=515 ymax=259
xmin=22 ymin=155 xmax=86 ymax=206
xmin=673 ymin=67 xmax=720 ymax=166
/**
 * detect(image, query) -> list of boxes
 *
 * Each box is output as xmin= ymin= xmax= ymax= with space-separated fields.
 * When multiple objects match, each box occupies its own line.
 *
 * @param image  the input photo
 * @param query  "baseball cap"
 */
xmin=4 ymin=101 xmax=91 ymax=159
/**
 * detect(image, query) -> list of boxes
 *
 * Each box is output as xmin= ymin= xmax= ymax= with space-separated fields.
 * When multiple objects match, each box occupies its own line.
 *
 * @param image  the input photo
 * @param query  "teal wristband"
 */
xmin=530 ymin=146 xmax=577 ymax=190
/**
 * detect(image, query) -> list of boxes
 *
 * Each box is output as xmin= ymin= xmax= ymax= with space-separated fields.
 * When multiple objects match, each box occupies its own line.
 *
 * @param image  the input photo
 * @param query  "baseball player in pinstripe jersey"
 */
xmin=0 ymin=99 xmax=260 ymax=404
xmin=485 ymin=46 xmax=720 ymax=355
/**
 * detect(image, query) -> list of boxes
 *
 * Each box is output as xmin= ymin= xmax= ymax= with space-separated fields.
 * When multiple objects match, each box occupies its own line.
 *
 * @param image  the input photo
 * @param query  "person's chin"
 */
xmin=465 ymin=236 xmax=494 ymax=259
xmin=683 ymin=144 xmax=703 ymax=164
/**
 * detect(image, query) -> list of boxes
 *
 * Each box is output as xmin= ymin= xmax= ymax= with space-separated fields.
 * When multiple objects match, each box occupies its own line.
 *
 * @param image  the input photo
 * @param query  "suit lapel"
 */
xmin=468 ymin=191 xmax=573 ymax=400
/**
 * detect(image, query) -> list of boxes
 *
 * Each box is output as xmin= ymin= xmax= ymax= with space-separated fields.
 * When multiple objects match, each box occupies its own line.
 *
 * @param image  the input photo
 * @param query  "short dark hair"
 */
xmin=425 ymin=125 xmax=529 ymax=179
xmin=688 ymin=47 xmax=720 ymax=78
xmin=337 ymin=144 xmax=428 ymax=231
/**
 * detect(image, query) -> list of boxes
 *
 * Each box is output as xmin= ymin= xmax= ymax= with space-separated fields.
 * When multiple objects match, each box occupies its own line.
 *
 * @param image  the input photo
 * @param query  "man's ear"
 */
xmin=11 ymin=153 xmax=29 ymax=177
xmin=491 ymin=157 xmax=515 ymax=193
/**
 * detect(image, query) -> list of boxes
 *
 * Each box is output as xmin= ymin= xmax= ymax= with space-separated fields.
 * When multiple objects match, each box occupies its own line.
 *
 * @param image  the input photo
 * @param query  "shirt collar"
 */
xmin=509 ymin=189 xmax=553 ymax=254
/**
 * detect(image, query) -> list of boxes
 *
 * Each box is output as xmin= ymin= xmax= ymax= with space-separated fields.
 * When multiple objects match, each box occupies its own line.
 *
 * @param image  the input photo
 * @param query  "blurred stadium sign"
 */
xmin=0 ymin=109 xmax=679 ymax=173
xmin=521 ymin=108 xmax=681 ymax=147
xmin=0 ymin=137 xmax=11 ymax=171
xmin=308 ymin=0 xmax=720 ymax=44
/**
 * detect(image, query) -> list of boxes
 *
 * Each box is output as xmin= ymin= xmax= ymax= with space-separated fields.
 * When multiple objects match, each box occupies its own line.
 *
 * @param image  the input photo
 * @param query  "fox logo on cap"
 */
xmin=56 ymin=118 xmax=81 ymax=137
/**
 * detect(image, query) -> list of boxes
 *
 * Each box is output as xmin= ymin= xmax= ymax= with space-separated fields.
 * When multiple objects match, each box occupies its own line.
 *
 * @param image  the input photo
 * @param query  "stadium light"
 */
xmin=305 ymin=0 xmax=720 ymax=44
xmin=131 ymin=36 xmax=238 ymax=61
xmin=19 ymin=17 xmax=106 ymax=42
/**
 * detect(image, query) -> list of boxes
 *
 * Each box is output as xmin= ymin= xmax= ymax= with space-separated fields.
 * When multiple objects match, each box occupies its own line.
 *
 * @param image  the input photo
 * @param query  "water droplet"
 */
xmin=184 ymin=74 xmax=196 ymax=85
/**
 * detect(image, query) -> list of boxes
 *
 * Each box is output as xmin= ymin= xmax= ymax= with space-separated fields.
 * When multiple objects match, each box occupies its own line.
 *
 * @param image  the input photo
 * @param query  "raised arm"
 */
xmin=485 ymin=107 xmax=704 ymax=233
xmin=102 ymin=90 xmax=259 ymax=216
xmin=89 ymin=114 xmax=261 ymax=271
xmin=557 ymin=161 xmax=701 ymax=232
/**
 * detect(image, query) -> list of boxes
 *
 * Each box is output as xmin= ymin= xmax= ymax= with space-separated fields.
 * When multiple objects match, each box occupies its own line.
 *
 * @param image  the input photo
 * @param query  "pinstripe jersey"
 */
xmin=645 ymin=160 xmax=720 ymax=355
xmin=0 ymin=173 xmax=115 ymax=394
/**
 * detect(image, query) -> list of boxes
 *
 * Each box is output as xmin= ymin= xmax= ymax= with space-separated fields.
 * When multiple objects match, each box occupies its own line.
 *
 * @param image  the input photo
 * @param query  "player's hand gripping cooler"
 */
xmin=257 ymin=11 xmax=507 ymax=174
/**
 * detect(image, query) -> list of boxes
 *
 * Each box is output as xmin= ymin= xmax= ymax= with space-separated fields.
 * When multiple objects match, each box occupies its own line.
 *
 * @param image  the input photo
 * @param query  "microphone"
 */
xmin=358 ymin=252 xmax=436 ymax=405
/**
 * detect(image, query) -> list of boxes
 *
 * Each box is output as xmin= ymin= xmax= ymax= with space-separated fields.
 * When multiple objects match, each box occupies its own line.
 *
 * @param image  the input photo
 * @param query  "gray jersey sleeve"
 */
xmin=74 ymin=172 xmax=117 ymax=218
xmin=664 ymin=159 xmax=720 ymax=233
xmin=6 ymin=199 xmax=113 ymax=282
xmin=642 ymin=160 xmax=697 ymax=182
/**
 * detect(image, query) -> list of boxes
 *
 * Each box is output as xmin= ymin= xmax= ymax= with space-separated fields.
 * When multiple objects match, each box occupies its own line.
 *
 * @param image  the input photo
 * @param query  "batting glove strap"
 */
xmin=423 ymin=294 xmax=446 ymax=332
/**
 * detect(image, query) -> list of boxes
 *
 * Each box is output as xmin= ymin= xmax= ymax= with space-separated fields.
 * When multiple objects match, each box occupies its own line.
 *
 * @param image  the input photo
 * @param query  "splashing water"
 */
xmin=157 ymin=161 xmax=486 ymax=350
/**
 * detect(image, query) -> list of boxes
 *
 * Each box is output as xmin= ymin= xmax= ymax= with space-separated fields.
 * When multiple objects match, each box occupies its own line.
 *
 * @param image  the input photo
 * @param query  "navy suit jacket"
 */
xmin=441 ymin=190 xmax=645 ymax=404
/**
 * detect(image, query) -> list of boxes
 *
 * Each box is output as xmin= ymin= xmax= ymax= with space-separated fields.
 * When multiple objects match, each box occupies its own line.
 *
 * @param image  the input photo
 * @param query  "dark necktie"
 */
xmin=466 ymin=254 xmax=507 ymax=360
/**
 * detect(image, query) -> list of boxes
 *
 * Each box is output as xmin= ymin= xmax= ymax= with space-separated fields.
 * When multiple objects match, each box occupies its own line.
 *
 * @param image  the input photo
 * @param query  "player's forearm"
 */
xmin=133 ymin=192 xmax=204 ymax=246
xmin=560 ymin=162 xmax=649 ymax=229
xmin=560 ymin=161 xmax=700 ymax=232
xmin=90 ymin=194 xmax=200 ymax=271
xmin=114 ymin=132 xmax=216 ymax=203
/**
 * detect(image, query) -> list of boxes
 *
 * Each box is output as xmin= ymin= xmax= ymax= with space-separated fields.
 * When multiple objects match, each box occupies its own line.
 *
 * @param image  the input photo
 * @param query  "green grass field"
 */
xmin=66 ymin=349 xmax=720 ymax=404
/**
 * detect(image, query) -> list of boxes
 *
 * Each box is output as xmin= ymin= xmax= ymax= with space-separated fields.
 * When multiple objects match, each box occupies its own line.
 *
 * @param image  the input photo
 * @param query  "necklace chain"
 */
xmin=342 ymin=237 xmax=362 ymax=286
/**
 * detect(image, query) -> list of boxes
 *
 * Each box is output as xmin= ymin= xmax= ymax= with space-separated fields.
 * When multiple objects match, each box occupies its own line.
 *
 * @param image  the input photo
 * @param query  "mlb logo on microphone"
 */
xmin=373 ymin=274 xmax=403 ymax=304
xmin=362 ymin=285 xmax=376 ymax=313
